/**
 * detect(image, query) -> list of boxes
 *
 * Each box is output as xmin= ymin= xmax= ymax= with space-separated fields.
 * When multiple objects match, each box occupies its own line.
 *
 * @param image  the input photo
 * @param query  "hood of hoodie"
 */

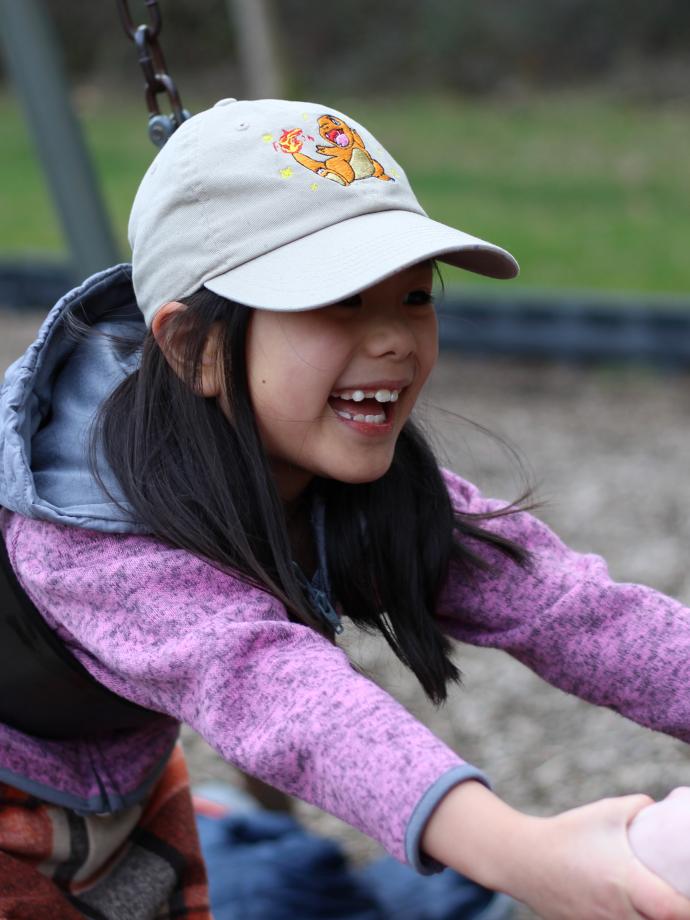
xmin=0 ymin=264 xmax=150 ymax=533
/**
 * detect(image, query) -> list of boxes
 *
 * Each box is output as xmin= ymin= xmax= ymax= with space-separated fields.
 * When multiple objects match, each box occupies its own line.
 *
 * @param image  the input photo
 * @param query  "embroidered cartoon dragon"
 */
xmin=278 ymin=114 xmax=395 ymax=186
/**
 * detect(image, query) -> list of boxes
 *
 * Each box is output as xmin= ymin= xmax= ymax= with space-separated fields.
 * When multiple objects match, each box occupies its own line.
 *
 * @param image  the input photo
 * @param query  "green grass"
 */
xmin=2 ymin=91 xmax=689 ymax=296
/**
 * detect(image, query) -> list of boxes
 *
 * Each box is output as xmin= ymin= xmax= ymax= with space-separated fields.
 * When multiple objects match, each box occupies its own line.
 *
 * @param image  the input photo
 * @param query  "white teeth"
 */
xmin=335 ymin=409 xmax=385 ymax=424
xmin=330 ymin=387 xmax=402 ymax=402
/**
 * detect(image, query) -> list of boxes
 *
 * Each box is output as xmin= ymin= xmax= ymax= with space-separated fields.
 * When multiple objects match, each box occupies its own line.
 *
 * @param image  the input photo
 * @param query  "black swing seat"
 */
xmin=0 ymin=530 xmax=160 ymax=740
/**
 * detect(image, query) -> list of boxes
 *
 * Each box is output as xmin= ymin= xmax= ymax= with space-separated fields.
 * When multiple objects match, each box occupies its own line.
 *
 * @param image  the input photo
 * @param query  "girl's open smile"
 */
xmin=328 ymin=380 xmax=406 ymax=430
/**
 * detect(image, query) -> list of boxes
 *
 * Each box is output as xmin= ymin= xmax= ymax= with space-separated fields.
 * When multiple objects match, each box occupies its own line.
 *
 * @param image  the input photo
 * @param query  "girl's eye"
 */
xmin=336 ymin=294 xmax=362 ymax=308
xmin=334 ymin=290 xmax=434 ymax=309
xmin=404 ymin=290 xmax=434 ymax=306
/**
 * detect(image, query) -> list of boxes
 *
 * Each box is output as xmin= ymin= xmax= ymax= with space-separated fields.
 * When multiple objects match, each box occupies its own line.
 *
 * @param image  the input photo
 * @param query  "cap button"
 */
xmin=214 ymin=98 xmax=237 ymax=107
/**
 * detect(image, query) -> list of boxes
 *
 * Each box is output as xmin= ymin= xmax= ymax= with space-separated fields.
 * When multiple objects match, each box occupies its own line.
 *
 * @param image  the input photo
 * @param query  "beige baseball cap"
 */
xmin=129 ymin=98 xmax=519 ymax=325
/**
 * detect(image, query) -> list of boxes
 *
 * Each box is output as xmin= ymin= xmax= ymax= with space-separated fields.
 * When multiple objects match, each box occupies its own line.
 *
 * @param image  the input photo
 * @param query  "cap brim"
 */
xmin=204 ymin=210 xmax=518 ymax=311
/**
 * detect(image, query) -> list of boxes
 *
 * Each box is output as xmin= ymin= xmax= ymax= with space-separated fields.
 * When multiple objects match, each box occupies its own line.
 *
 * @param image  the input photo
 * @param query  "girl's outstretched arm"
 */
xmin=437 ymin=470 xmax=690 ymax=742
xmin=423 ymin=780 xmax=690 ymax=920
xmin=4 ymin=511 xmax=482 ymax=872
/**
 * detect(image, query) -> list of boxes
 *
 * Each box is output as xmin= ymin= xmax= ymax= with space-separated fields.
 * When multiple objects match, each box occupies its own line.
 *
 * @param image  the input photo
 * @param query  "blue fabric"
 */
xmin=196 ymin=806 xmax=515 ymax=920
xmin=0 ymin=263 xmax=147 ymax=532
xmin=197 ymin=810 xmax=382 ymax=920
xmin=360 ymin=858 xmax=514 ymax=920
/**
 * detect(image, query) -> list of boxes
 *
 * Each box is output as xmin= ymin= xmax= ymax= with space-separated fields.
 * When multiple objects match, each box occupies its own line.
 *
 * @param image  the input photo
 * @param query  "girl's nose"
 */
xmin=363 ymin=314 xmax=416 ymax=360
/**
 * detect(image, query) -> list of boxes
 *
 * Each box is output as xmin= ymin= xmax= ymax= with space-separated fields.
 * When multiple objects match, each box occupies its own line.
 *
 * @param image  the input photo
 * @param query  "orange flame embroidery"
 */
xmin=277 ymin=128 xmax=304 ymax=154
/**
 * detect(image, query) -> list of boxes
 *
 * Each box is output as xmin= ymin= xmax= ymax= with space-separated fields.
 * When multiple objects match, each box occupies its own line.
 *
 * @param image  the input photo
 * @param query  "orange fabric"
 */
xmin=0 ymin=745 xmax=211 ymax=919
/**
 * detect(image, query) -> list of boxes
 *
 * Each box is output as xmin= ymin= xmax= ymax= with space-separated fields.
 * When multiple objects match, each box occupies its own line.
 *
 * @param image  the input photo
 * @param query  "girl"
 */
xmin=0 ymin=97 xmax=689 ymax=920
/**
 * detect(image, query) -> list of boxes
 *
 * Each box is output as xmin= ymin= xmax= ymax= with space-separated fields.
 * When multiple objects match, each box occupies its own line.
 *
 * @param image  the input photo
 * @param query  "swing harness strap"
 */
xmin=0 ymin=530 xmax=159 ymax=740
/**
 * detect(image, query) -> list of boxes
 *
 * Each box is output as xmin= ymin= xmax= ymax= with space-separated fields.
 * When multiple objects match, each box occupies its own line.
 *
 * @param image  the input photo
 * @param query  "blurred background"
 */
xmin=2 ymin=0 xmax=690 ymax=297
xmin=2 ymin=3 xmax=690 ymax=917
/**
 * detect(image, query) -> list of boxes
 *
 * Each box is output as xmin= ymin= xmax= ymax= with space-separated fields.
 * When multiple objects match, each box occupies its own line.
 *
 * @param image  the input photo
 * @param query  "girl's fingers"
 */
xmin=618 ymin=794 xmax=690 ymax=920
xmin=629 ymin=861 xmax=690 ymax=920
xmin=629 ymin=787 xmax=690 ymax=901
xmin=620 ymin=793 xmax=656 ymax=819
xmin=616 ymin=793 xmax=690 ymax=920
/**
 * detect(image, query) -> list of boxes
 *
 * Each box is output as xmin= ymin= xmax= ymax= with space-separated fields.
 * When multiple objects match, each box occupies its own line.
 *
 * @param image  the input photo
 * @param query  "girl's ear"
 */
xmin=151 ymin=301 xmax=223 ymax=398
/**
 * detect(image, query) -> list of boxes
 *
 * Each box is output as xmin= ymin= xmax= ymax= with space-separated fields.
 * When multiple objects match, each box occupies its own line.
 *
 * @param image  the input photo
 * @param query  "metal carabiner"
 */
xmin=116 ymin=0 xmax=162 ymax=41
xmin=145 ymin=74 xmax=191 ymax=148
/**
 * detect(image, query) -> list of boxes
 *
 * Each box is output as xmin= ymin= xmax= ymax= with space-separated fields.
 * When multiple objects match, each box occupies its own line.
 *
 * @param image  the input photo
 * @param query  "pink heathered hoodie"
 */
xmin=2 ymin=469 xmax=690 ymax=872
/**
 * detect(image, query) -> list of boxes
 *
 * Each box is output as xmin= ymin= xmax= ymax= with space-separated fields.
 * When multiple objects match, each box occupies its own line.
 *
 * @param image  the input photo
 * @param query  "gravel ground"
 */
xmin=3 ymin=308 xmax=690 ymax=918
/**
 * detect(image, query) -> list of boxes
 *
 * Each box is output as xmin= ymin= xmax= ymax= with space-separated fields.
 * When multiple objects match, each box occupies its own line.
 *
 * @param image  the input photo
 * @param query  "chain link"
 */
xmin=117 ymin=0 xmax=162 ymax=40
xmin=116 ymin=0 xmax=190 ymax=148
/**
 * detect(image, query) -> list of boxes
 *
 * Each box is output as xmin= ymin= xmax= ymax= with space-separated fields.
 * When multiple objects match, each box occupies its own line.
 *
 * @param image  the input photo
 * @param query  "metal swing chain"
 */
xmin=116 ymin=0 xmax=191 ymax=148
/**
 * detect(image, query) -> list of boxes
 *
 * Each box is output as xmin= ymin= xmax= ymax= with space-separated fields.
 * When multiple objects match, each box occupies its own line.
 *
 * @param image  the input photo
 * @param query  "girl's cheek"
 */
xmin=282 ymin=329 xmax=349 ymax=374
xmin=421 ymin=322 xmax=440 ymax=376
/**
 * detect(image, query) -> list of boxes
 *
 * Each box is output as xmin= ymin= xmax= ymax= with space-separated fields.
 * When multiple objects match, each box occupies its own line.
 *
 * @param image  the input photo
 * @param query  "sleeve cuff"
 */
xmin=405 ymin=763 xmax=491 ymax=875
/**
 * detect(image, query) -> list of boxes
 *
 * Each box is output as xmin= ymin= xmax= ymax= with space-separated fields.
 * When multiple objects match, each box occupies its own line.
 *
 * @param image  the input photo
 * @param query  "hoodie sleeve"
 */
xmin=437 ymin=469 xmax=690 ymax=742
xmin=6 ymin=512 xmax=488 ymax=872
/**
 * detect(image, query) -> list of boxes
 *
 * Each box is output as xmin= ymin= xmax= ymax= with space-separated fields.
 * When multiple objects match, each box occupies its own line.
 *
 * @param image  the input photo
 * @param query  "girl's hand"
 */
xmin=510 ymin=794 xmax=690 ymax=919
xmin=422 ymin=783 xmax=690 ymax=920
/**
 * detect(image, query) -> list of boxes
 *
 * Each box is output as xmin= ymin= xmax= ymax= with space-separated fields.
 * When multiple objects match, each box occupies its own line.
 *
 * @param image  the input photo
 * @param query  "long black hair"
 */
xmin=93 ymin=288 xmax=530 ymax=703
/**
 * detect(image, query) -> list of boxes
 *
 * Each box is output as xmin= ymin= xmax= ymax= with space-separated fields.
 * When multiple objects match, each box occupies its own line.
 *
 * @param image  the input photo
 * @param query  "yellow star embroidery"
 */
xmin=302 ymin=112 xmax=309 ymax=120
xmin=280 ymin=167 xmax=293 ymax=179
xmin=391 ymin=168 xmax=400 ymax=178
xmin=262 ymin=133 xmax=273 ymax=143
xmin=310 ymin=182 xmax=318 ymax=191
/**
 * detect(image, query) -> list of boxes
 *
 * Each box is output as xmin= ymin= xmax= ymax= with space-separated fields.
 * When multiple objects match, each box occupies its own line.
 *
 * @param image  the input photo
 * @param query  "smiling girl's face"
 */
xmin=243 ymin=261 xmax=438 ymax=501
